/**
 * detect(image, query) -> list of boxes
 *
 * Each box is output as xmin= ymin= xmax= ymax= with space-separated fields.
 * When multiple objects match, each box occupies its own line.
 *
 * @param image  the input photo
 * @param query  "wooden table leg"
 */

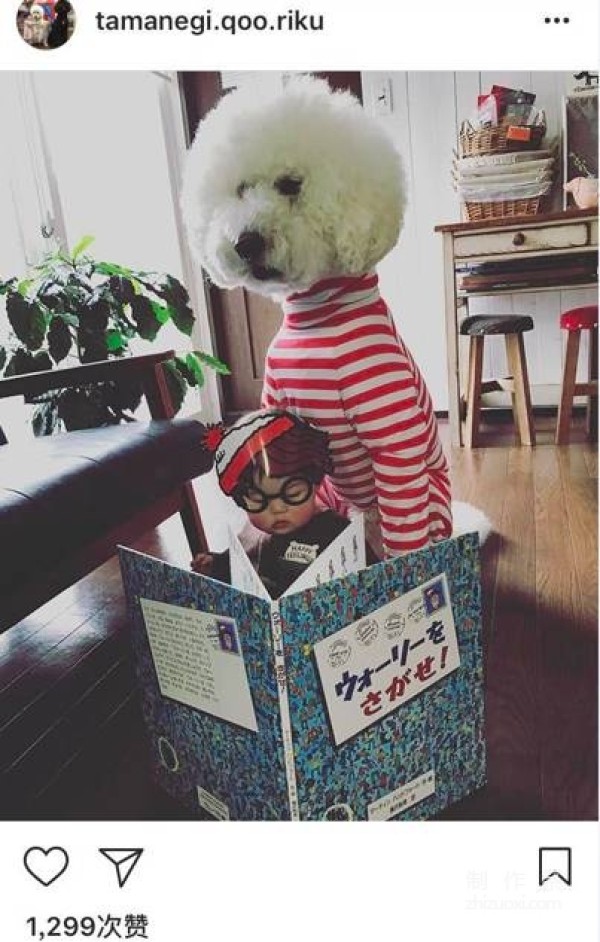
xmin=556 ymin=331 xmax=580 ymax=446
xmin=442 ymin=232 xmax=462 ymax=446
xmin=505 ymin=333 xmax=535 ymax=447
xmin=141 ymin=361 xmax=209 ymax=555
xmin=586 ymin=325 xmax=598 ymax=443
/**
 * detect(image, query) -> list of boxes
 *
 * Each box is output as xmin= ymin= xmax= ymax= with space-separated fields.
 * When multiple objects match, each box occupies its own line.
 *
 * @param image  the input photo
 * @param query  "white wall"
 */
xmin=362 ymin=71 xmax=596 ymax=409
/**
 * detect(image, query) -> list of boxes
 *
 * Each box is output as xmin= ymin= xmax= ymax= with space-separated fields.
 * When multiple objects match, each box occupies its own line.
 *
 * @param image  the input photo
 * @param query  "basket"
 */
xmin=464 ymin=196 xmax=544 ymax=222
xmin=459 ymin=120 xmax=546 ymax=157
xmin=454 ymin=155 xmax=555 ymax=179
xmin=457 ymin=149 xmax=554 ymax=171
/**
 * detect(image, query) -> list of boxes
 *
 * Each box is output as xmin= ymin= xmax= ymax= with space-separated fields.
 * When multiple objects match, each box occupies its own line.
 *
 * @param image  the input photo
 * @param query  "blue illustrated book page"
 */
xmin=119 ymin=528 xmax=485 ymax=820
xmin=279 ymin=532 xmax=486 ymax=820
xmin=117 ymin=515 xmax=365 ymax=820
xmin=118 ymin=548 xmax=291 ymax=820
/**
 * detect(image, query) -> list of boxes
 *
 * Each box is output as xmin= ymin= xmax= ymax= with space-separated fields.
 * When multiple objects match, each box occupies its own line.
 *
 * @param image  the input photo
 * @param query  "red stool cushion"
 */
xmin=560 ymin=305 xmax=599 ymax=331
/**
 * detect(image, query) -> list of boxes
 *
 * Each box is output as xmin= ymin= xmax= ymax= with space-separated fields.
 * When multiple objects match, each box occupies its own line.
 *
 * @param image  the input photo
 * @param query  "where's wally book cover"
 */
xmin=118 ymin=520 xmax=486 ymax=821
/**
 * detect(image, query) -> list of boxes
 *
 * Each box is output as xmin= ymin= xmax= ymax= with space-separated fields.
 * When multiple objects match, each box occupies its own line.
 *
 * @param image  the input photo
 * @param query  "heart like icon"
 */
xmin=24 ymin=847 xmax=69 ymax=886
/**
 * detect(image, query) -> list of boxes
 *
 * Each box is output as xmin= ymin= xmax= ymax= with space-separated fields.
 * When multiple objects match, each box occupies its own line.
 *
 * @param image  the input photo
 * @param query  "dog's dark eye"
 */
xmin=274 ymin=175 xmax=303 ymax=197
xmin=236 ymin=181 xmax=249 ymax=198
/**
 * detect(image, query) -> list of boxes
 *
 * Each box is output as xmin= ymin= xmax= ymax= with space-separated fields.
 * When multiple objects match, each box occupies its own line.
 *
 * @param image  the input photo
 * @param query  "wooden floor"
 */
xmin=441 ymin=414 xmax=597 ymax=820
xmin=0 ymin=413 xmax=597 ymax=821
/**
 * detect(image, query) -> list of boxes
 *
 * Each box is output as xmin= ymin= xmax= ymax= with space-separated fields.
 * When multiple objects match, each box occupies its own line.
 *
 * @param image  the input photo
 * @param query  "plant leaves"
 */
xmin=106 ymin=329 xmax=126 ymax=353
xmin=78 ymin=331 xmax=109 ymax=363
xmin=6 ymin=294 xmax=47 ymax=350
xmin=0 ymin=277 xmax=17 ymax=295
xmin=37 ymin=248 xmax=68 ymax=270
xmin=37 ymin=268 xmax=70 ymax=297
xmin=17 ymin=277 xmax=35 ymax=296
xmin=154 ymin=276 xmax=195 ymax=336
xmin=1 ymin=244 xmax=228 ymax=432
xmin=76 ymin=298 xmax=111 ymax=363
xmin=105 ymin=377 xmax=143 ymax=414
xmin=173 ymin=354 xmax=197 ymax=387
xmin=95 ymin=261 xmax=135 ymax=278
xmin=33 ymin=350 xmax=53 ymax=371
xmin=108 ymin=275 xmax=136 ymax=305
xmin=193 ymin=350 xmax=231 ymax=375
xmin=57 ymin=387 xmax=113 ymax=431
xmin=39 ymin=282 xmax=69 ymax=311
xmin=32 ymin=400 xmax=59 ymax=436
xmin=71 ymin=235 xmax=95 ymax=260
xmin=163 ymin=359 xmax=188 ymax=414
xmin=130 ymin=295 xmax=161 ymax=341
xmin=169 ymin=301 xmax=195 ymax=336
xmin=150 ymin=301 xmax=170 ymax=325
xmin=4 ymin=348 xmax=52 ymax=377
xmin=80 ymin=298 xmax=110 ymax=330
xmin=56 ymin=311 xmax=80 ymax=328
xmin=185 ymin=352 xmax=205 ymax=388
xmin=4 ymin=350 xmax=34 ymax=377
xmin=174 ymin=351 xmax=230 ymax=388
xmin=48 ymin=317 xmax=72 ymax=363
xmin=163 ymin=275 xmax=189 ymax=308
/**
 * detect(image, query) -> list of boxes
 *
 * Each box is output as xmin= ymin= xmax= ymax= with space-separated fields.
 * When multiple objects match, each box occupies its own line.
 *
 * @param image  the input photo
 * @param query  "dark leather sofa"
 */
xmin=0 ymin=351 xmax=211 ymax=632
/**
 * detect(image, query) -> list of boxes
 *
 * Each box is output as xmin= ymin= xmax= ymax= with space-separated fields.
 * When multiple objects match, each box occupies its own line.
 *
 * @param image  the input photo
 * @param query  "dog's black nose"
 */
xmin=234 ymin=231 xmax=265 ymax=262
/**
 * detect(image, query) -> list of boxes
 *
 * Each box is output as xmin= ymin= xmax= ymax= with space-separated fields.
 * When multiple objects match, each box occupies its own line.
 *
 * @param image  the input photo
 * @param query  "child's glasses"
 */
xmin=236 ymin=477 xmax=313 ymax=513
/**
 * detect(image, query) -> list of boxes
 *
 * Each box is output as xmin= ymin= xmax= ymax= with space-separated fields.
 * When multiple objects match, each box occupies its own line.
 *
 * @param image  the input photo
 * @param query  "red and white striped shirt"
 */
xmin=262 ymin=272 xmax=452 ymax=557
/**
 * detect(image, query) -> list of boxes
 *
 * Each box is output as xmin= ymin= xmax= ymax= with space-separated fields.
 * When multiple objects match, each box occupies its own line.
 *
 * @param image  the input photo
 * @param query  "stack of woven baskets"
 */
xmin=455 ymin=110 xmax=555 ymax=222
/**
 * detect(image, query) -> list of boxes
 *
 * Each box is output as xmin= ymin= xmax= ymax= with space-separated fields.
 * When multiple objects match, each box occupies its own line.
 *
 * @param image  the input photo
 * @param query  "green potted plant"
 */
xmin=0 ymin=236 xmax=229 ymax=433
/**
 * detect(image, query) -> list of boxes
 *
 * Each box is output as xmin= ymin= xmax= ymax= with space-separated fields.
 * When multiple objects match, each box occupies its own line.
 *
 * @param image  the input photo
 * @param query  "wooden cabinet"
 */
xmin=454 ymin=220 xmax=594 ymax=260
xmin=436 ymin=208 xmax=598 ymax=445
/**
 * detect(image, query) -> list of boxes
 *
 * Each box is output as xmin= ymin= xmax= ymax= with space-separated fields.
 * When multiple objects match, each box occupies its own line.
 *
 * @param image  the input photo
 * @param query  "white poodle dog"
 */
xmin=23 ymin=4 xmax=49 ymax=46
xmin=182 ymin=76 xmax=489 ymax=556
xmin=182 ymin=76 xmax=405 ymax=298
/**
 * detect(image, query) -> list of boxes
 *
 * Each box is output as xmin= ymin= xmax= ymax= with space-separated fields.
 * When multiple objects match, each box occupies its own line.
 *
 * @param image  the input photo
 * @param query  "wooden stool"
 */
xmin=460 ymin=314 xmax=535 ymax=448
xmin=555 ymin=304 xmax=598 ymax=445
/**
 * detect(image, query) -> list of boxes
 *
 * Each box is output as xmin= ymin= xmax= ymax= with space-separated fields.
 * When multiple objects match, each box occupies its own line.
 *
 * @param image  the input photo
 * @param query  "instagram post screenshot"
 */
xmin=0 ymin=3 xmax=598 ymax=940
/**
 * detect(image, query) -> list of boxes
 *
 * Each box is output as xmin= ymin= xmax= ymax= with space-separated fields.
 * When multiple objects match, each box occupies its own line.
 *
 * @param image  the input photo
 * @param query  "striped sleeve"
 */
xmin=262 ymin=364 xmax=283 ymax=409
xmin=336 ymin=324 xmax=448 ymax=556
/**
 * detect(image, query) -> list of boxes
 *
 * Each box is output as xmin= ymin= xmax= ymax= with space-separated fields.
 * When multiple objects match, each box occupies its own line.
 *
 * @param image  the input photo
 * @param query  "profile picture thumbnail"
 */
xmin=17 ymin=1 xmax=76 ymax=51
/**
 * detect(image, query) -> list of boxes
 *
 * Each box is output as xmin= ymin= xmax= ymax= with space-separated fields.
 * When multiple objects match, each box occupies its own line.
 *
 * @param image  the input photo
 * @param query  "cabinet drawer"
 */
xmin=454 ymin=222 xmax=593 ymax=259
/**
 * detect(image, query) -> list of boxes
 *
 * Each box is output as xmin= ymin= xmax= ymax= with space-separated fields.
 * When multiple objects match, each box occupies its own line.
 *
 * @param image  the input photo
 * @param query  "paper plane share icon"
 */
xmin=99 ymin=848 xmax=144 ymax=888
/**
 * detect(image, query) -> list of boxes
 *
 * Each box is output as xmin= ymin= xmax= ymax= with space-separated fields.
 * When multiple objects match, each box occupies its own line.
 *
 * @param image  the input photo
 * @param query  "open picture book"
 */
xmin=119 ymin=517 xmax=486 ymax=820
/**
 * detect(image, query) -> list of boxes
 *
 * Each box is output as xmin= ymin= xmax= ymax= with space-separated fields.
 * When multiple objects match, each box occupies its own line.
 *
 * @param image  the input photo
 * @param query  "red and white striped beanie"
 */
xmin=209 ymin=410 xmax=297 ymax=496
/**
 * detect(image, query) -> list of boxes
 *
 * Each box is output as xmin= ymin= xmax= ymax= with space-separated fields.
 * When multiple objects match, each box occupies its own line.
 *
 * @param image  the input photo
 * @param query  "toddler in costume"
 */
xmin=194 ymin=409 xmax=375 ymax=597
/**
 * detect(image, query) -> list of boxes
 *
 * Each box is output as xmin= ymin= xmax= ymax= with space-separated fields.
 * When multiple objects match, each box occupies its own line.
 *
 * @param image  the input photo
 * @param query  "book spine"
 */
xmin=270 ymin=602 xmax=300 ymax=821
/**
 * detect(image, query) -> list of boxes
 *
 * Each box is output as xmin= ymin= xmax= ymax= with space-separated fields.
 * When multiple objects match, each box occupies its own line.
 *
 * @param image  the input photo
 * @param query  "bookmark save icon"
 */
xmin=99 ymin=848 xmax=144 ymax=888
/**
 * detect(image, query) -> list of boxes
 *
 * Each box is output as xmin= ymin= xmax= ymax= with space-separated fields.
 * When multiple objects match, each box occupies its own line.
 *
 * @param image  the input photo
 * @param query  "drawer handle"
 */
xmin=512 ymin=231 xmax=526 ymax=246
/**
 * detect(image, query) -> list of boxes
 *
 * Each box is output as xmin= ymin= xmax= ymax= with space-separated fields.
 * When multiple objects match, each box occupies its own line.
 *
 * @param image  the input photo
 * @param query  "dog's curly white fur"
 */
xmin=181 ymin=76 xmax=406 ymax=298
